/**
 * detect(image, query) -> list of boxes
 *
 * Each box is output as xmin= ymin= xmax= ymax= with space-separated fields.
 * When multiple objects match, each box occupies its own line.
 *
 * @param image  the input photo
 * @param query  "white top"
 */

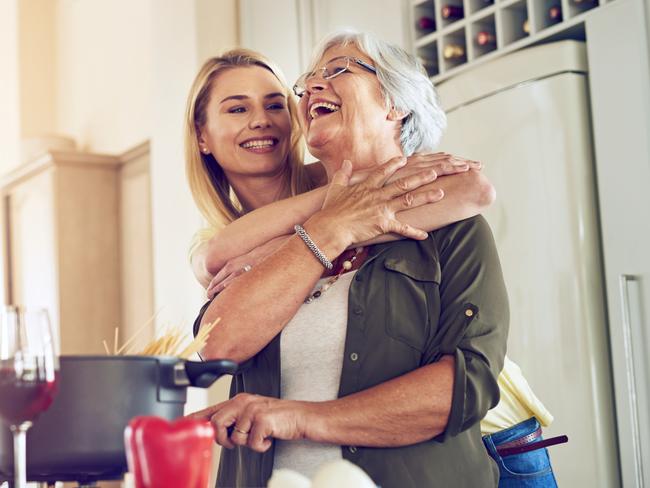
xmin=273 ymin=271 xmax=356 ymax=478
xmin=480 ymin=356 xmax=553 ymax=434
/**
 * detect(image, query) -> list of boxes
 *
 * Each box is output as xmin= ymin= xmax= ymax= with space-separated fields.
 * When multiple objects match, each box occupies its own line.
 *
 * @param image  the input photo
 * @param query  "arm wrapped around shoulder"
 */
xmin=429 ymin=215 xmax=509 ymax=439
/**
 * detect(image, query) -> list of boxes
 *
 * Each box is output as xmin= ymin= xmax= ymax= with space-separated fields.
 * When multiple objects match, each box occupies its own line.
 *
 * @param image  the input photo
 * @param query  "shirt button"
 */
xmin=354 ymin=306 xmax=363 ymax=315
xmin=348 ymin=446 xmax=358 ymax=454
xmin=350 ymin=352 xmax=359 ymax=362
xmin=465 ymin=308 xmax=474 ymax=317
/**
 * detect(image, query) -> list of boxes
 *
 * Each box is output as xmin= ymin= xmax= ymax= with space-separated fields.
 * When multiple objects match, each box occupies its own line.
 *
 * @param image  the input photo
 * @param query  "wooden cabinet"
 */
xmin=1 ymin=143 xmax=154 ymax=355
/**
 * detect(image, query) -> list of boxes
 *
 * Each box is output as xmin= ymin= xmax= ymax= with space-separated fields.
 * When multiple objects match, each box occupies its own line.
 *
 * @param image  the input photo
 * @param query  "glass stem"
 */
xmin=10 ymin=422 xmax=31 ymax=488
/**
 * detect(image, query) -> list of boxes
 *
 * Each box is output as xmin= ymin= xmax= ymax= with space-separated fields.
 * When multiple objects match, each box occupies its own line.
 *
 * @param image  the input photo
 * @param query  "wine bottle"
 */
xmin=416 ymin=16 xmax=436 ymax=31
xmin=476 ymin=31 xmax=496 ymax=46
xmin=549 ymin=5 xmax=562 ymax=22
xmin=441 ymin=4 xmax=464 ymax=20
xmin=523 ymin=18 xmax=531 ymax=34
xmin=443 ymin=44 xmax=465 ymax=60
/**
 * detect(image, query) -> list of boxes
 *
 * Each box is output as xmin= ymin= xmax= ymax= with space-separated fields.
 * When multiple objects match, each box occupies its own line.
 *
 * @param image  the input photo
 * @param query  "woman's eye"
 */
xmin=267 ymin=103 xmax=285 ymax=110
xmin=228 ymin=106 xmax=246 ymax=114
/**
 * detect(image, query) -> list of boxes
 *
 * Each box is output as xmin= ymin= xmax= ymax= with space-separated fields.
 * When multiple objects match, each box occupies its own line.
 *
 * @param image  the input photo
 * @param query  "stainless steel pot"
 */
xmin=0 ymin=355 xmax=237 ymax=484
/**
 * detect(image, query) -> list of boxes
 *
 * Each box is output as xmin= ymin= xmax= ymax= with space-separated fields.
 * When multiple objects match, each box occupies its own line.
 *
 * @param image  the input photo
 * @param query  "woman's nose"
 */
xmin=249 ymin=111 xmax=272 ymax=129
xmin=305 ymin=75 xmax=327 ymax=95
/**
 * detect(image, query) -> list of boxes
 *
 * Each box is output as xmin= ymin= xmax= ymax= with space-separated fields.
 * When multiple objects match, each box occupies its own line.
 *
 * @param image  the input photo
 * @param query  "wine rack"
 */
xmin=411 ymin=0 xmax=612 ymax=83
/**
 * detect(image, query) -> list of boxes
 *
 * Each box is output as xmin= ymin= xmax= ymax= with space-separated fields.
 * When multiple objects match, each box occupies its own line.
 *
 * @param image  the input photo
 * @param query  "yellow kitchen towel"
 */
xmin=481 ymin=356 xmax=553 ymax=435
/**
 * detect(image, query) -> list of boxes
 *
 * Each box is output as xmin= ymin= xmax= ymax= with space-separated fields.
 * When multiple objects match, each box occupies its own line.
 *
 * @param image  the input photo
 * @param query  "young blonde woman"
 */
xmin=184 ymin=48 xmax=492 ymax=294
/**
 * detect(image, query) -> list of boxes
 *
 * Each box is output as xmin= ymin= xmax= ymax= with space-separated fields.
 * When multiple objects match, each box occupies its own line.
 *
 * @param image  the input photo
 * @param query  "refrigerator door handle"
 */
xmin=619 ymin=274 xmax=645 ymax=488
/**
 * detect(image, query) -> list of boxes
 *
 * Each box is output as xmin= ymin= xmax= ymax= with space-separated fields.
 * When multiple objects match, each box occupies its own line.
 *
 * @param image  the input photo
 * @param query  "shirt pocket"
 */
xmin=383 ymin=257 xmax=441 ymax=352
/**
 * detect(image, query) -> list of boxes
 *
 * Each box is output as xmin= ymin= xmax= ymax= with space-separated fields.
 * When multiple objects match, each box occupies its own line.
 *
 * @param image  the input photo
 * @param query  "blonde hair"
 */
xmin=185 ymin=49 xmax=316 ymax=257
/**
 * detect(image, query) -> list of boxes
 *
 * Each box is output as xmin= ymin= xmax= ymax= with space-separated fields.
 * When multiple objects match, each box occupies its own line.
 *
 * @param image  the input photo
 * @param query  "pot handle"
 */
xmin=184 ymin=359 xmax=238 ymax=388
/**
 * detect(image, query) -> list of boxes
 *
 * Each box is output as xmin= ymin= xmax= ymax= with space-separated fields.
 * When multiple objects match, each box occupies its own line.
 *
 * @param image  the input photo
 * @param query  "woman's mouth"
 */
xmin=240 ymin=138 xmax=279 ymax=153
xmin=309 ymin=102 xmax=341 ymax=120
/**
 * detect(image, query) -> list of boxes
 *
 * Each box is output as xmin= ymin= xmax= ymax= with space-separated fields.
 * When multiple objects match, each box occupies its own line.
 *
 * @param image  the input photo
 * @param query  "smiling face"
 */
xmin=198 ymin=66 xmax=292 ymax=180
xmin=297 ymin=44 xmax=402 ymax=173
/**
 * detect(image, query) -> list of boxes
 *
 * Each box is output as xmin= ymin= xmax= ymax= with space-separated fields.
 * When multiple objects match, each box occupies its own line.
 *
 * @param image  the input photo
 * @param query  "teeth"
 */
xmin=309 ymin=102 xmax=341 ymax=120
xmin=241 ymin=139 xmax=275 ymax=148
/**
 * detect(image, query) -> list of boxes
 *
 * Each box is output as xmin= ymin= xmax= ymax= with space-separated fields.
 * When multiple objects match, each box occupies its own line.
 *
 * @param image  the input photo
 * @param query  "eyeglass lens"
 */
xmin=295 ymin=57 xmax=351 ymax=96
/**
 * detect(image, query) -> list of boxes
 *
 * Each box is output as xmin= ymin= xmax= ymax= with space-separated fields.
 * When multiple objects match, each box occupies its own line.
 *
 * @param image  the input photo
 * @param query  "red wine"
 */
xmin=549 ymin=5 xmax=563 ymax=22
xmin=416 ymin=16 xmax=436 ymax=31
xmin=476 ymin=31 xmax=496 ymax=46
xmin=441 ymin=5 xmax=464 ymax=20
xmin=0 ymin=368 xmax=59 ymax=425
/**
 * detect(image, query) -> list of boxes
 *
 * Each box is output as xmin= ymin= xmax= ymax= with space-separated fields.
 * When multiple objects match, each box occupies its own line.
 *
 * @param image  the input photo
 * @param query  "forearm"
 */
xmin=198 ymin=169 xmax=492 ymax=282
xmin=398 ymin=170 xmax=494 ymax=231
xmin=304 ymin=356 xmax=454 ymax=447
xmin=356 ymin=170 xmax=494 ymax=246
xmin=191 ymin=242 xmax=214 ymax=288
xmin=200 ymin=227 xmax=345 ymax=363
xmin=202 ymin=186 xmax=328 ymax=276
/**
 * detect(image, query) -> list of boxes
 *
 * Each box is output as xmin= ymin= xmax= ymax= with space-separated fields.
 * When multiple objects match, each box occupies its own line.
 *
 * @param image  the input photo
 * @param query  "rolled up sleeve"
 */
xmin=429 ymin=216 xmax=509 ymax=438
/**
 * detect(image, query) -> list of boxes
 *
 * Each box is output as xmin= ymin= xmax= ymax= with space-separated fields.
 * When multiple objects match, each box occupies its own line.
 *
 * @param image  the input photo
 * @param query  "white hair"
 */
xmin=307 ymin=29 xmax=447 ymax=155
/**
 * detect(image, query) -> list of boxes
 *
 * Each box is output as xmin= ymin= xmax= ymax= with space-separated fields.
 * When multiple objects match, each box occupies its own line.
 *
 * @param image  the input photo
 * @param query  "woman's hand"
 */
xmin=206 ymin=235 xmax=291 ymax=298
xmin=304 ymin=157 xmax=445 ymax=257
xmin=390 ymin=152 xmax=481 ymax=181
xmin=187 ymin=394 xmax=311 ymax=453
xmin=350 ymin=152 xmax=481 ymax=185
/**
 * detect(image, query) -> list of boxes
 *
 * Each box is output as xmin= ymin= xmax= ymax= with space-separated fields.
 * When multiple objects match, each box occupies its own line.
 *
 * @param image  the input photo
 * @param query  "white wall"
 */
xmin=55 ymin=0 xmax=152 ymax=154
xmin=196 ymin=0 xmax=239 ymax=62
xmin=310 ymin=0 xmax=411 ymax=51
xmin=19 ymin=0 xmax=57 ymax=139
xmin=0 ymin=0 xmax=20 ymax=308
xmin=240 ymin=0 xmax=304 ymax=85
xmin=0 ymin=0 xmax=20 ymax=175
xmin=239 ymin=0 xmax=410 ymax=84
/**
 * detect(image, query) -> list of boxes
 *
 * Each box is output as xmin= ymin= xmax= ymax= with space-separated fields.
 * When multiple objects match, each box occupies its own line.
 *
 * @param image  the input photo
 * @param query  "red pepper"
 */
xmin=124 ymin=416 xmax=215 ymax=488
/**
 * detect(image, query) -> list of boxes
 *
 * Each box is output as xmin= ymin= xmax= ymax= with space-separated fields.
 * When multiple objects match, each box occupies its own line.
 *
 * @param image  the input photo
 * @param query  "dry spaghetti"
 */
xmin=104 ymin=316 xmax=220 ymax=359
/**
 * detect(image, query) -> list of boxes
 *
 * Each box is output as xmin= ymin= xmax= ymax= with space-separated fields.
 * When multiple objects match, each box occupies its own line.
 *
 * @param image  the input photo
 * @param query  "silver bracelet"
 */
xmin=294 ymin=224 xmax=333 ymax=270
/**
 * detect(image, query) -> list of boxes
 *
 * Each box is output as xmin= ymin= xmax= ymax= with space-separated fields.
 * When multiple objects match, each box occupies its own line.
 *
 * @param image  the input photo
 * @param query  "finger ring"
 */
xmin=233 ymin=426 xmax=249 ymax=435
xmin=242 ymin=264 xmax=252 ymax=272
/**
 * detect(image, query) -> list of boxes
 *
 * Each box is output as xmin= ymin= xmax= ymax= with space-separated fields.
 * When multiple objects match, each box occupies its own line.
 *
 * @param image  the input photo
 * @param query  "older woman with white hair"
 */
xmin=191 ymin=30 xmax=509 ymax=487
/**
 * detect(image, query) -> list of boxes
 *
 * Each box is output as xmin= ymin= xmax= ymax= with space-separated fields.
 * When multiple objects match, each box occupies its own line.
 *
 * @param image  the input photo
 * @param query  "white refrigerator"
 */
xmin=436 ymin=40 xmax=620 ymax=487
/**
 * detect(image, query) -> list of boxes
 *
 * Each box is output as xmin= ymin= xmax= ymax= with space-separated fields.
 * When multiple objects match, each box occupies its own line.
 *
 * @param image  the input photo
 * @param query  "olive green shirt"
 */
xmin=194 ymin=215 xmax=509 ymax=488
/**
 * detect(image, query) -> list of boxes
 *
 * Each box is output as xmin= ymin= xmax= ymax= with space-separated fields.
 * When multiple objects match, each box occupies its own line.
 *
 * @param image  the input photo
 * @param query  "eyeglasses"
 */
xmin=292 ymin=56 xmax=377 ymax=98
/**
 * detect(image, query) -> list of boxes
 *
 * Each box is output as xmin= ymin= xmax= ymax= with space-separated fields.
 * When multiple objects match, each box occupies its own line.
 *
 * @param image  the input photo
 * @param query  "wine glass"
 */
xmin=0 ymin=306 xmax=59 ymax=488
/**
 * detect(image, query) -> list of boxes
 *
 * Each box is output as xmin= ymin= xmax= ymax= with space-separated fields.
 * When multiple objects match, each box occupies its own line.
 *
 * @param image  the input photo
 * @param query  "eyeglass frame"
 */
xmin=292 ymin=56 xmax=377 ymax=97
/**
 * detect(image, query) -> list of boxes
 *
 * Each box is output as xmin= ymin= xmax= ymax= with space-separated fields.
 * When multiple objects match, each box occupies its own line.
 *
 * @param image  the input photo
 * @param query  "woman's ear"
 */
xmin=197 ymin=132 xmax=210 ymax=155
xmin=387 ymin=106 xmax=410 ymax=121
